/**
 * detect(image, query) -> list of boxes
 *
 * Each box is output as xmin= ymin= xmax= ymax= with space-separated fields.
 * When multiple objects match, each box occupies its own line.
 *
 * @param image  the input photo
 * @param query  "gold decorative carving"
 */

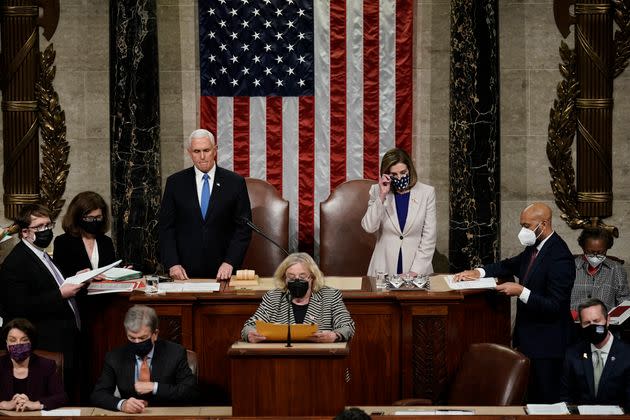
xmin=35 ymin=44 xmax=69 ymax=220
xmin=547 ymin=42 xmax=586 ymax=229
xmin=613 ymin=0 xmax=630 ymax=78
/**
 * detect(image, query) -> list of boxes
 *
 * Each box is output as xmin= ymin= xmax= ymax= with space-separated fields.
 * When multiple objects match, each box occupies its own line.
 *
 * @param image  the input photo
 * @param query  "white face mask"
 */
xmin=518 ymin=223 xmax=541 ymax=247
xmin=586 ymin=254 xmax=606 ymax=268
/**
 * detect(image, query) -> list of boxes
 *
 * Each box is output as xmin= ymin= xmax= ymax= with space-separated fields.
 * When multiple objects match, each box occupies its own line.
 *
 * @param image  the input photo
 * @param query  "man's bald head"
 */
xmin=520 ymin=202 xmax=553 ymax=243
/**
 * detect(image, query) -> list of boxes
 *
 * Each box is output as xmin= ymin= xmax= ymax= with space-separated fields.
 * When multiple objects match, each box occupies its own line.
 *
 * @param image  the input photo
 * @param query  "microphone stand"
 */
xmin=285 ymin=291 xmax=292 ymax=348
xmin=241 ymin=217 xmax=290 ymax=256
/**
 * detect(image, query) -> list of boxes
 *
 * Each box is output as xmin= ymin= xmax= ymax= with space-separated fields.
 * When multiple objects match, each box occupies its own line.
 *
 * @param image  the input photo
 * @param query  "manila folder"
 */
xmin=255 ymin=320 xmax=318 ymax=342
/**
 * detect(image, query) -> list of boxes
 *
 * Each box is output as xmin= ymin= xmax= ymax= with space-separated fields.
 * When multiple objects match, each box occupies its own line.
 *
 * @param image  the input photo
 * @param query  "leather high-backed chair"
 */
xmin=395 ymin=343 xmax=530 ymax=406
xmin=241 ymin=178 xmax=289 ymax=276
xmin=319 ymin=179 xmax=376 ymax=276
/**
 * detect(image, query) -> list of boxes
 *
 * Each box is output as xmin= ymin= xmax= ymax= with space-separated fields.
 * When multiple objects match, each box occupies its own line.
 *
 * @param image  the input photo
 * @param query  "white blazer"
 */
xmin=361 ymin=182 xmax=437 ymax=276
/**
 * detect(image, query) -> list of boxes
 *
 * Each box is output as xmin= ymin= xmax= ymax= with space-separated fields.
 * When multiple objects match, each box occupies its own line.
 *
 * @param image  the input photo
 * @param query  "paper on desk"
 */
xmin=393 ymin=409 xmax=474 ymax=416
xmin=445 ymin=275 xmax=497 ymax=290
xmin=42 ymin=408 xmax=82 ymax=416
xmin=63 ymin=260 xmax=122 ymax=285
xmin=577 ymin=405 xmax=624 ymax=415
xmin=526 ymin=402 xmax=570 ymax=415
xmin=158 ymin=282 xmax=220 ymax=293
xmin=255 ymin=320 xmax=318 ymax=341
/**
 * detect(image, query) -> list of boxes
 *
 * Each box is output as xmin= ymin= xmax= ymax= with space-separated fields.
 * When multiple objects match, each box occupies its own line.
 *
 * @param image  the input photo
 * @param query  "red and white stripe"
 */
xmin=200 ymin=0 xmax=413 ymax=255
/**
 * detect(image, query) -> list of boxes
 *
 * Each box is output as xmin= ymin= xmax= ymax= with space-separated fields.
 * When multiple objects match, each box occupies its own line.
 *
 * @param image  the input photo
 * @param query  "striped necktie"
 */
xmin=43 ymin=253 xmax=81 ymax=330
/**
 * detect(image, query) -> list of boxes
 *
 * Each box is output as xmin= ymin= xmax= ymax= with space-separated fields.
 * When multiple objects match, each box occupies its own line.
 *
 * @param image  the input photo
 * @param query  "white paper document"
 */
xmin=577 ymin=405 xmax=624 ymax=415
xmin=87 ymin=282 xmax=137 ymax=295
xmin=158 ymin=282 xmax=220 ymax=293
xmin=526 ymin=402 xmax=570 ymax=415
xmin=101 ymin=267 xmax=142 ymax=280
xmin=445 ymin=275 xmax=497 ymax=290
xmin=42 ymin=409 xmax=82 ymax=416
xmin=63 ymin=260 xmax=122 ymax=285
xmin=393 ymin=410 xmax=474 ymax=416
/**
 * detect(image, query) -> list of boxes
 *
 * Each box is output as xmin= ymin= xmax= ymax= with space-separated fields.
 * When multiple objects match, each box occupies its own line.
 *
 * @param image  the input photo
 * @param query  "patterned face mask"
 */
xmin=390 ymin=174 xmax=410 ymax=192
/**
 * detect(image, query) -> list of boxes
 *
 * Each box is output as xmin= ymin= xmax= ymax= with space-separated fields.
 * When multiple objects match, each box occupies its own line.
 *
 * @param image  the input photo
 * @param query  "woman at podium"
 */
xmin=361 ymin=148 xmax=436 ymax=277
xmin=241 ymin=253 xmax=355 ymax=343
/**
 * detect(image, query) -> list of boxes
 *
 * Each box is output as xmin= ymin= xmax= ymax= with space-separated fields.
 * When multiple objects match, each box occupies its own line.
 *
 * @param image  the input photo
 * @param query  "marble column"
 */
xmin=110 ymin=0 xmax=161 ymax=272
xmin=448 ymin=0 xmax=500 ymax=271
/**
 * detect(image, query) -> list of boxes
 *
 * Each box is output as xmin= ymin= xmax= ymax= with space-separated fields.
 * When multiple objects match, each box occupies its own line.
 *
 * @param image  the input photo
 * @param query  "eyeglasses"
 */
xmin=285 ymin=274 xmax=311 ymax=281
xmin=82 ymin=216 xmax=103 ymax=223
xmin=27 ymin=222 xmax=55 ymax=232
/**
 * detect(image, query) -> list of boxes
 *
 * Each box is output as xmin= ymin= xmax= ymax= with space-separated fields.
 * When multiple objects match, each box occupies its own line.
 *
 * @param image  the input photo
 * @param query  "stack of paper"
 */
xmin=101 ymin=267 xmax=142 ymax=281
xmin=577 ymin=405 xmax=623 ymax=415
xmin=608 ymin=300 xmax=630 ymax=325
xmin=88 ymin=281 xmax=139 ymax=295
xmin=525 ymin=402 xmax=570 ymax=415
xmin=445 ymin=275 xmax=497 ymax=290
xmin=157 ymin=282 xmax=221 ymax=293
xmin=63 ymin=260 xmax=122 ymax=285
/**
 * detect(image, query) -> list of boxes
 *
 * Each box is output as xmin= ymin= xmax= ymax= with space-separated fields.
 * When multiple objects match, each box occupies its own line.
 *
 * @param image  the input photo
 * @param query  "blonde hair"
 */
xmin=273 ymin=252 xmax=325 ymax=293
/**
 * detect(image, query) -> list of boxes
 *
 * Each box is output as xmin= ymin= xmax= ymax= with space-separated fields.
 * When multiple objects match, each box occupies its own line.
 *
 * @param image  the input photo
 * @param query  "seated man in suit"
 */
xmin=560 ymin=298 xmax=630 ymax=411
xmin=90 ymin=305 xmax=198 ymax=413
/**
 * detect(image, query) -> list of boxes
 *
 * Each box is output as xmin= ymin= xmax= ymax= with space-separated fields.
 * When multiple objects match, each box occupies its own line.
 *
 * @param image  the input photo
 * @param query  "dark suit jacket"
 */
xmin=53 ymin=233 xmax=117 ymax=278
xmin=0 ymin=354 xmax=68 ymax=410
xmin=483 ymin=232 xmax=575 ymax=359
xmin=159 ymin=166 xmax=252 ymax=278
xmin=0 ymin=241 xmax=79 ymax=366
xmin=560 ymin=337 xmax=630 ymax=411
xmin=90 ymin=340 xmax=198 ymax=410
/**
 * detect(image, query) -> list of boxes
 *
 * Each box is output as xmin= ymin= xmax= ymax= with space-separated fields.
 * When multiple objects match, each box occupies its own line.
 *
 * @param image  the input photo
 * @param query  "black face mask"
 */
xmin=33 ymin=229 xmax=54 ymax=248
xmin=582 ymin=323 xmax=608 ymax=345
xmin=129 ymin=338 xmax=153 ymax=358
xmin=79 ymin=219 xmax=103 ymax=235
xmin=287 ymin=280 xmax=309 ymax=298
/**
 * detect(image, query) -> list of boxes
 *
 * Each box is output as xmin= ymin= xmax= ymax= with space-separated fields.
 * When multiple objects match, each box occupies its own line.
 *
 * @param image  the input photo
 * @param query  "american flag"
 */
xmin=199 ymin=0 xmax=413 ymax=254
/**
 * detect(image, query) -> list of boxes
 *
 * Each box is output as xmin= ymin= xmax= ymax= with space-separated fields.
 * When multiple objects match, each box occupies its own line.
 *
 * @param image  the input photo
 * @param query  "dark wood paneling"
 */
xmin=83 ymin=286 xmax=510 ymax=406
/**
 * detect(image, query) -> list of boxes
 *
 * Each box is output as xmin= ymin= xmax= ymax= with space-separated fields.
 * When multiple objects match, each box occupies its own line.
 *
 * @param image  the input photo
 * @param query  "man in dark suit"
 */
xmin=560 ymin=298 xmax=630 ymax=411
xmin=454 ymin=202 xmax=575 ymax=403
xmin=159 ymin=129 xmax=252 ymax=280
xmin=0 ymin=204 xmax=85 ymax=398
xmin=90 ymin=305 xmax=198 ymax=413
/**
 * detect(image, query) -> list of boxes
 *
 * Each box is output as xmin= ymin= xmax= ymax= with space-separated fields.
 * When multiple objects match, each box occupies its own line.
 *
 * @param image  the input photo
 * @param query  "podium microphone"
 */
xmin=240 ymin=217 xmax=290 ymax=256
xmin=284 ymin=290 xmax=293 ymax=348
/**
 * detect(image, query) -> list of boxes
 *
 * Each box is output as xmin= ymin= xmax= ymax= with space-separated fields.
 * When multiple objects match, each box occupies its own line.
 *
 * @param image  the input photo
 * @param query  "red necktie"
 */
xmin=524 ymin=249 xmax=538 ymax=280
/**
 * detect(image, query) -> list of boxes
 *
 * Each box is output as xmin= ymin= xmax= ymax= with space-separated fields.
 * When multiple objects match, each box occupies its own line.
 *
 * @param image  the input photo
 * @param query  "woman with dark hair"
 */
xmin=53 ymin=191 xmax=117 ymax=278
xmin=0 ymin=318 xmax=67 ymax=411
xmin=571 ymin=227 xmax=630 ymax=312
xmin=361 ymin=148 xmax=437 ymax=277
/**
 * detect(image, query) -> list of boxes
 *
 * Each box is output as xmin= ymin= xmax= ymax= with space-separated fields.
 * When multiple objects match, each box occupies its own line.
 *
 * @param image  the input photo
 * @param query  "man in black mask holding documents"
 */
xmin=453 ymin=203 xmax=574 ymax=403
xmin=241 ymin=253 xmax=355 ymax=343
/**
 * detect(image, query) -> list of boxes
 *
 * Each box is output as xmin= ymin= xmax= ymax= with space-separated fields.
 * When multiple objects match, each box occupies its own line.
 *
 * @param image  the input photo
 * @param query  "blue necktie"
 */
xmin=201 ymin=173 xmax=210 ymax=218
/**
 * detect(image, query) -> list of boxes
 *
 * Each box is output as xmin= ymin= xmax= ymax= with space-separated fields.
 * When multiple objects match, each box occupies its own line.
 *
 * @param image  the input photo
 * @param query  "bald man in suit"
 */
xmin=455 ymin=203 xmax=575 ymax=403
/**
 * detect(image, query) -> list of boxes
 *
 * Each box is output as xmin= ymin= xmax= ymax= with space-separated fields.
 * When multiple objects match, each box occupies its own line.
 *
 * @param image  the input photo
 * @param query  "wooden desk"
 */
xmin=82 ymin=278 xmax=510 ymax=405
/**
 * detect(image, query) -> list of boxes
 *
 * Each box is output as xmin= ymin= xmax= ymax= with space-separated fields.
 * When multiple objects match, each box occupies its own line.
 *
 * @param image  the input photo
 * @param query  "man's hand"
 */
xmin=121 ymin=398 xmax=147 ymax=414
xmin=134 ymin=381 xmax=154 ymax=395
xmin=59 ymin=282 xmax=84 ymax=298
xmin=452 ymin=270 xmax=480 ymax=282
xmin=247 ymin=330 xmax=267 ymax=343
xmin=15 ymin=400 xmax=41 ymax=412
xmin=496 ymin=282 xmax=524 ymax=297
xmin=169 ymin=265 xmax=189 ymax=280
xmin=216 ymin=262 xmax=233 ymax=280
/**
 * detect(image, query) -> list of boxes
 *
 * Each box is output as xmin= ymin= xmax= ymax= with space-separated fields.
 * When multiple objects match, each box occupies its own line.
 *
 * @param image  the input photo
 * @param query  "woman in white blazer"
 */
xmin=361 ymin=148 xmax=437 ymax=277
